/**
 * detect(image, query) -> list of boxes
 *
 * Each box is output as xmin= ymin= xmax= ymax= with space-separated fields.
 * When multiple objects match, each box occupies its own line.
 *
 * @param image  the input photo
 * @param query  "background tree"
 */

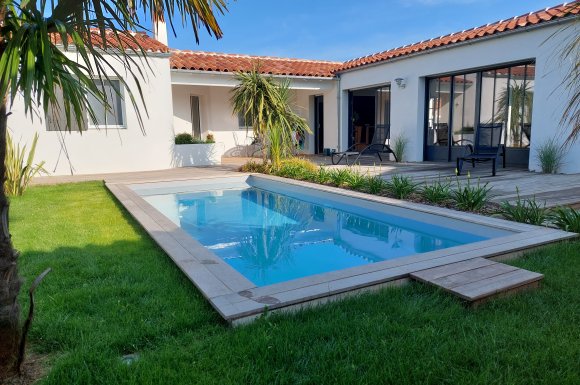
xmin=0 ymin=0 xmax=226 ymax=377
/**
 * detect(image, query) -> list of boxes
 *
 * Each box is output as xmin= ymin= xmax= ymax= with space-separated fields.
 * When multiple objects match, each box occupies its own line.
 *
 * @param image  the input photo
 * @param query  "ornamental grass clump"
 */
xmin=345 ymin=169 xmax=367 ymax=191
xmin=535 ymin=138 xmax=566 ymax=174
xmin=5 ymin=132 xmax=47 ymax=196
xmin=329 ymin=168 xmax=353 ymax=187
xmin=496 ymin=188 xmax=547 ymax=225
xmin=385 ymin=174 xmax=419 ymax=199
xmin=452 ymin=177 xmax=493 ymax=212
xmin=420 ymin=177 xmax=452 ymax=204
xmin=364 ymin=175 xmax=387 ymax=195
xmin=313 ymin=167 xmax=333 ymax=185
xmin=550 ymin=207 xmax=580 ymax=233
xmin=392 ymin=134 xmax=409 ymax=163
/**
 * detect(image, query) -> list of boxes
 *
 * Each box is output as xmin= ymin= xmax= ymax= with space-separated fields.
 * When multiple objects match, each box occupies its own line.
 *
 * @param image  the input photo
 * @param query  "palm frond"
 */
xmin=0 ymin=0 xmax=227 ymax=134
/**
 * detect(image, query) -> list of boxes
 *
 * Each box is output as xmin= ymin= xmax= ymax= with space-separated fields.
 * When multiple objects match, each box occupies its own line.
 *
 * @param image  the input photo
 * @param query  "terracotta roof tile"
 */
xmin=336 ymin=1 xmax=578 ymax=72
xmin=51 ymin=30 xmax=170 ymax=53
xmin=170 ymin=51 xmax=341 ymax=78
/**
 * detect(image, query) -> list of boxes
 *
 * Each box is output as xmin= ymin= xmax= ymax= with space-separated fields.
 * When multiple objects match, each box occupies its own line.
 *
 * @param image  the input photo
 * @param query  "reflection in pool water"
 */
xmin=145 ymin=187 xmax=486 ymax=287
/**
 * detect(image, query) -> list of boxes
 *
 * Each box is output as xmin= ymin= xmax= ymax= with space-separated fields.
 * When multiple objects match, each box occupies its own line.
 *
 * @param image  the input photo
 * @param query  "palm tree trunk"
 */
xmin=0 ymin=99 xmax=21 ymax=378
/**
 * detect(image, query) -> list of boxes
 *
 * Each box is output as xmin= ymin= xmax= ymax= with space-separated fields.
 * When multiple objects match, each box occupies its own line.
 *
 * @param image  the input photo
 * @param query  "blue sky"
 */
xmin=153 ymin=0 xmax=558 ymax=61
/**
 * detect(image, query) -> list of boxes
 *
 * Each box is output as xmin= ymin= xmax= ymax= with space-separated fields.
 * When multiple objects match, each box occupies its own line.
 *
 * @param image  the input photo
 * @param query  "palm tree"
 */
xmin=230 ymin=68 xmax=310 ymax=168
xmin=0 ymin=0 xmax=225 ymax=377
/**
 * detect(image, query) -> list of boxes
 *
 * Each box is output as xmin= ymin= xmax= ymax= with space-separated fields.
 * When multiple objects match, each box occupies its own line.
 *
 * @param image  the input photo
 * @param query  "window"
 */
xmin=426 ymin=62 xmax=535 ymax=150
xmin=238 ymin=112 xmax=253 ymax=130
xmin=87 ymin=79 xmax=125 ymax=128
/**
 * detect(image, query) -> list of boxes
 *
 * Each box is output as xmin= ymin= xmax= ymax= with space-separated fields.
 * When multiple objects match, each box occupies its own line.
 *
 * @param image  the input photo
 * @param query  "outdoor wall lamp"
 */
xmin=394 ymin=77 xmax=406 ymax=89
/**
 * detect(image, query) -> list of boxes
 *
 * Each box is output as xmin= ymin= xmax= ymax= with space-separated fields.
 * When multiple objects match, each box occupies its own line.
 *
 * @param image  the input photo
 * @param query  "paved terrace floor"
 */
xmin=32 ymin=156 xmax=580 ymax=208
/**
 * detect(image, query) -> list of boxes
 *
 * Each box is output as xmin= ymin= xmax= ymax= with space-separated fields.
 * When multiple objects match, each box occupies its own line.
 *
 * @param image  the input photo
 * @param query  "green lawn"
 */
xmin=12 ymin=182 xmax=580 ymax=385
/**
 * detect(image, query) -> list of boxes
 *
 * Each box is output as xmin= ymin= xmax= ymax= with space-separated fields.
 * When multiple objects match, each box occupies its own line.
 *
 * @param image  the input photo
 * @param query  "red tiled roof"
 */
xmin=170 ymin=50 xmax=342 ymax=77
xmin=51 ymin=30 xmax=170 ymax=54
xmin=337 ymin=1 xmax=579 ymax=72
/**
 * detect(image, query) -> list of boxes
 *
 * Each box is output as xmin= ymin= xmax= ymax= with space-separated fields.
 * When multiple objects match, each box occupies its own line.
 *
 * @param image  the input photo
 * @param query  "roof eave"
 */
xmin=170 ymin=68 xmax=337 ymax=80
xmin=335 ymin=16 xmax=576 ymax=74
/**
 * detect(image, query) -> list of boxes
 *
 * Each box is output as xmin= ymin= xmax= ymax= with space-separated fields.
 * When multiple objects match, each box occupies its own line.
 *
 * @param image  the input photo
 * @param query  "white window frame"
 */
xmin=87 ymin=78 xmax=127 ymax=129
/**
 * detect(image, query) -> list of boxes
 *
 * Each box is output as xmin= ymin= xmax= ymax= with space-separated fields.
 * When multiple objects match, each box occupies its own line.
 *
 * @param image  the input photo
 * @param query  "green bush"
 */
xmin=535 ymin=138 xmax=565 ymax=174
xmin=452 ymin=177 xmax=493 ymax=212
xmin=420 ymin=177 xmax=452 ymax=204
xmin=175 ymin=132 xmax=194 ymax=144
xmin=240 ymin=161 xmax=271 ymax=174
xmin=550 ymin=207 xmax=580 ymax=233
xmin=497 ymin=189 xmax=547 ymax=225
xmin=275 ymin=158 xmax=318 ymax=180
xmin=385 ymin=174 xmax=419 ymax=199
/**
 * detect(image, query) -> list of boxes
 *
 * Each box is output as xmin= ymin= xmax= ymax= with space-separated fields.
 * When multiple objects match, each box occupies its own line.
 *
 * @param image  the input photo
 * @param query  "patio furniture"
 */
xmin=456 ymin=123 xmax=506 ymax=176
xmin=434 ymin=123 xmax=450 ymax=146
xmin=332 ymin=124 xmax=397 ymax=165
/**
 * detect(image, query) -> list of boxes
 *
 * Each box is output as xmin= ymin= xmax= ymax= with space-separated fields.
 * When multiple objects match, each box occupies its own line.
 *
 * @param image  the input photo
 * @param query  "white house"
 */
xmin=11 ymin=1 xmax=580 ymax=175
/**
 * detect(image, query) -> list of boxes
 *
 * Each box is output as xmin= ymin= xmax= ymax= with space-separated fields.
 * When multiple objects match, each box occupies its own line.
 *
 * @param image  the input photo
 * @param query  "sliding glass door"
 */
xmin=425 ymin=62 xmax=535 ymax=166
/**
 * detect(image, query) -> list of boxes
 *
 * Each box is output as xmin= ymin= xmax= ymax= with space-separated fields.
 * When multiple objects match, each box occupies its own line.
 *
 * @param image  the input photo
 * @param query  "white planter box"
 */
xmin=173 ymin=143 xmax=224 ymax=167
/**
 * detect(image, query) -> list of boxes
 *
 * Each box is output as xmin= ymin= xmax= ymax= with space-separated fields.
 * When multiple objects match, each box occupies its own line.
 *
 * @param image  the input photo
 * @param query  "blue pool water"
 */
xmin=144 ymin=186 xmax=487 ymax=287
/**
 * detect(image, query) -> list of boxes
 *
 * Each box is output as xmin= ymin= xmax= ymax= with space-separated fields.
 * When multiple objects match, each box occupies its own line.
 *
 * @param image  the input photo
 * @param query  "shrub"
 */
xmin=452 ymin=177 xmax=493 ymax=211
xmin=364 ymin=175 xmax=387 ymax=195
xmin=5 ymin=132 xmax=47 ymax=196
xmin=385 ymin=174 xmax=419 ymax=199
xmin=392 ymin=134 xmax=409 ymax=163
xmin=496 ymin=188 xmax=547 ymax=225
xmin=549 ymin=207 xmax=580 ymax=233
xmin=175 ymin=132 xmax=194 ymax=144
xmin=420 ymin=177 xmax=452 ymax=204
xmin=240 ymin=161 xmax=271 ymax=174
xmin=535 ymin=138 xmax=566 ymax=174
xmin=275 ymin=158 xmax=318 ymax=180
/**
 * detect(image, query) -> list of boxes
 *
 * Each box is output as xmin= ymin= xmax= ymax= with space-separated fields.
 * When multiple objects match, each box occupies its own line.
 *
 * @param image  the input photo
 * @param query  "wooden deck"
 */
xmin=410 ymin=258 xmax=544 ymax=306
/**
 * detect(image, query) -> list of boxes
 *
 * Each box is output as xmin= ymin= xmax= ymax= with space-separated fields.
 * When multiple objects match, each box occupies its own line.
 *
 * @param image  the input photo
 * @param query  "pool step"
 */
xmin=410 ymin=258 xmax=543 ymax=307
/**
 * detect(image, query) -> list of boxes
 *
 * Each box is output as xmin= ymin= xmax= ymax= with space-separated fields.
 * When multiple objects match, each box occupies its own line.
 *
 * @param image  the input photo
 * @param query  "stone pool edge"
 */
xmin=106 ymin=174 xmax=578 ymax=325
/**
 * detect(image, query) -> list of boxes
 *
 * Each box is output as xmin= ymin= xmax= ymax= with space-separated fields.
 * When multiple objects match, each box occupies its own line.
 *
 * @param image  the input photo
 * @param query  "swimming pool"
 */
xmin=143 ymin=181 xmax=493 ymax=287
xmin=109 ymin=174 xmax=570 ymax=324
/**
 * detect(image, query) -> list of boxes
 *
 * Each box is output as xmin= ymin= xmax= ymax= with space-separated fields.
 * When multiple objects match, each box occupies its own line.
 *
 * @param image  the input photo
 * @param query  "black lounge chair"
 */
xmin=456 ymin=123 xmax=506 ymax=176
xmin=332 ymin=124 xmax=398 ymax=165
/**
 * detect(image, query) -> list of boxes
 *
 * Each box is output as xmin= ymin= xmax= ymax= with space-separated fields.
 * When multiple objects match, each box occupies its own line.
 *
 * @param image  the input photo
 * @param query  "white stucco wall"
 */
xmin=9 ymin=53 xmax=174 ymax=175
xmin=338 ymin=20 xmax=580 ymax=173
xmin=170 ymin=73 xmax=339 ymax=156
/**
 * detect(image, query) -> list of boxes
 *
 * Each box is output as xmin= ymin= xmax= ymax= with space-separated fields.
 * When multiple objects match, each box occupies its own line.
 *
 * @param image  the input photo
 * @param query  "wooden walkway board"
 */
xmin=410 ymin=258 xmax=543 ymax=303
